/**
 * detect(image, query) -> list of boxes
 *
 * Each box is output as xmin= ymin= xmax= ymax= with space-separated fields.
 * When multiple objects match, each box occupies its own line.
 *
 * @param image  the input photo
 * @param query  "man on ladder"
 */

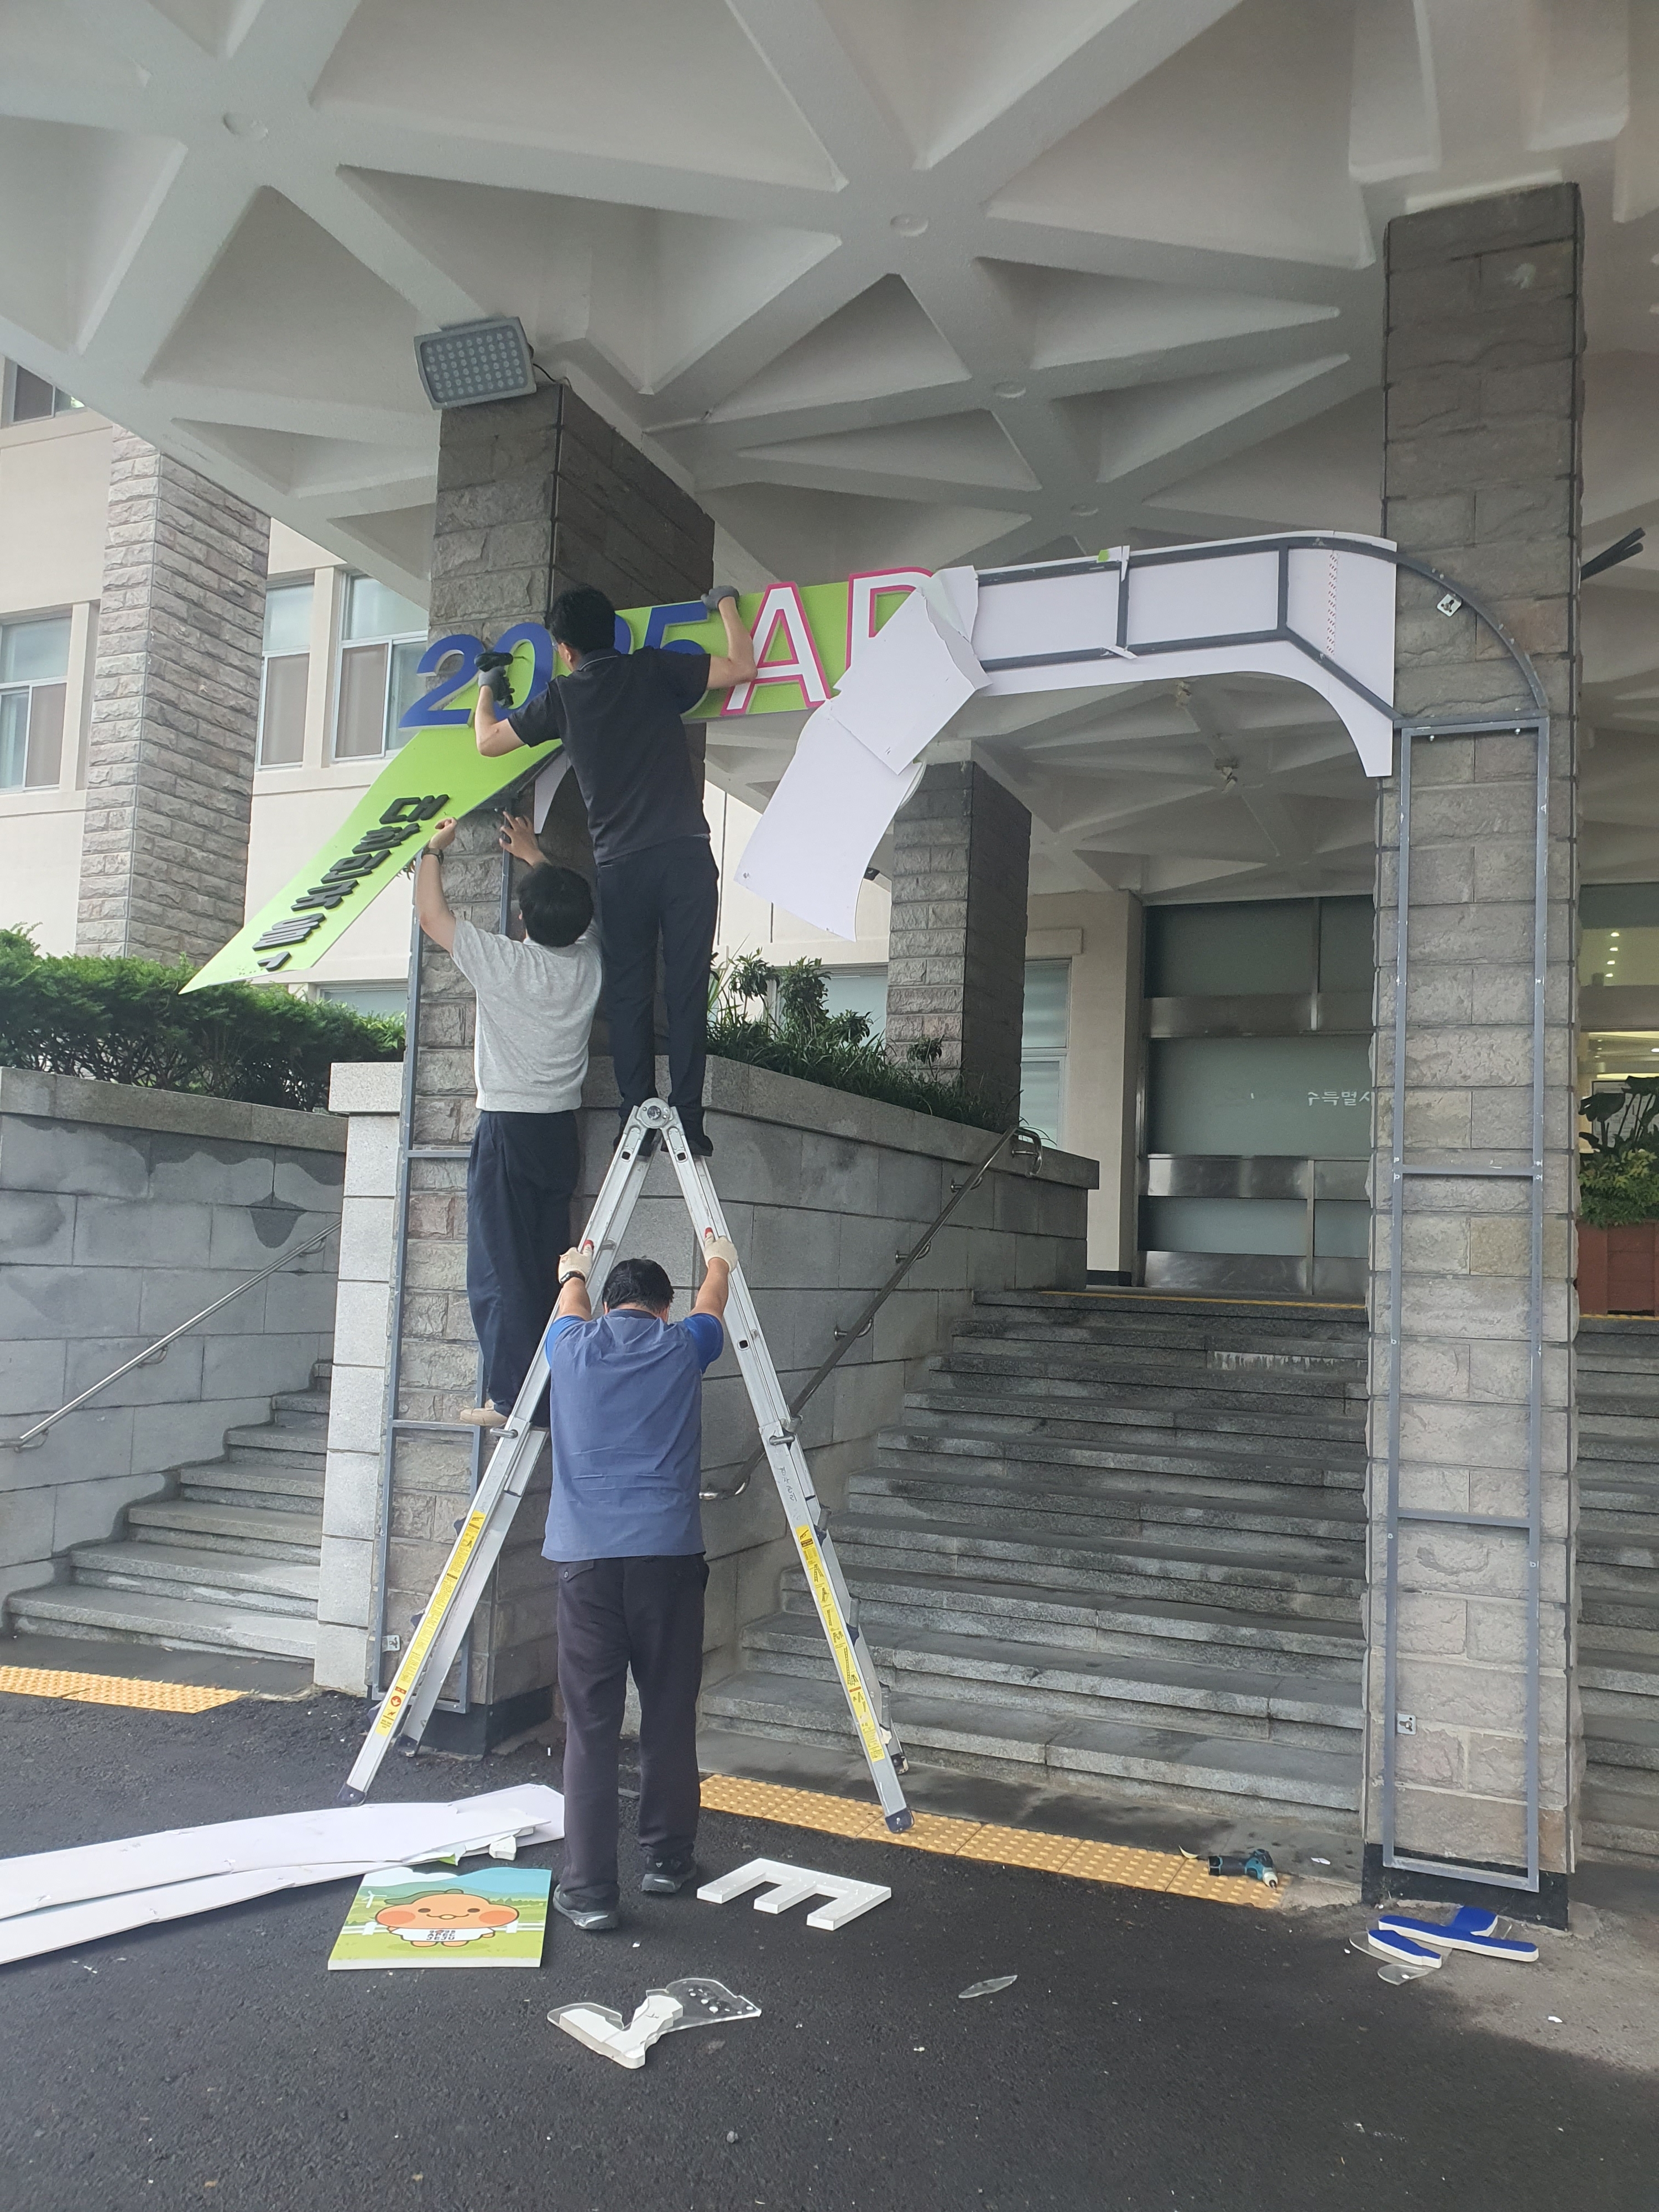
xmin=540 ymin=1226 xmax=738 ymax=1931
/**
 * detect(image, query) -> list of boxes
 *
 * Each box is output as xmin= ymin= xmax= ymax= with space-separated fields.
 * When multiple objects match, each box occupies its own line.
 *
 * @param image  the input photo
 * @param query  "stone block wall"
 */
xmin=349 ymin=1052 xmax=1095 ymax=1731
xmin=76 ymin=430 xmax=269 ymax=964
xmin=885 ymin=761 xmax=1032 ymax=1122
xmin=1369 ymin=184 xmax=1582 ymax=1890
xmin=0 ymin=1067 xmax=344 ymax=1610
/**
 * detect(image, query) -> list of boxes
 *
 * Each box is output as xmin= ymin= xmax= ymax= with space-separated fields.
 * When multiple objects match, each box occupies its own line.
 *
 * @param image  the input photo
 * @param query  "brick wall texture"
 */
xmin=76 ymin=430 xmax=269 ymax=964
xmin=884 ymin=761 xmax=1032 ymax=1123
xmin=1369 ymin=184 xmax=1582 ymax=1875
xmin=380 ymin=384 xmax=714 ymax=1732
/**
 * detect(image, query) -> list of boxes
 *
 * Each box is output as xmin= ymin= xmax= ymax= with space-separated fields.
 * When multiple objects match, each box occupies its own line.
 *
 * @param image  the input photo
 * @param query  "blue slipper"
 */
xmin=1364 ymin=1927 xmax=1444 ymax=1969
xmin=1375 ymin=1908 xmax=1537 ymax=1963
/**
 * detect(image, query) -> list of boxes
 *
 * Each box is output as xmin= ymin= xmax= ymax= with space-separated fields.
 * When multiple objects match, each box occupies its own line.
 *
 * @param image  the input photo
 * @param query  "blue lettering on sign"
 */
xmin=490 ymin=619 xmax=556 ymax=701
xmin=399 ymin=633 xmax=484 ymax=729
xmin=643 ymin=601 xmax=710 ymax=655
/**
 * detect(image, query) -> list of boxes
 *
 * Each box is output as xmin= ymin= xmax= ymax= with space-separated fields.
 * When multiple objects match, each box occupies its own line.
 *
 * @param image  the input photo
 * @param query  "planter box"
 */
xmin=1579 ymin=1221 xmax=1659 ymax=1314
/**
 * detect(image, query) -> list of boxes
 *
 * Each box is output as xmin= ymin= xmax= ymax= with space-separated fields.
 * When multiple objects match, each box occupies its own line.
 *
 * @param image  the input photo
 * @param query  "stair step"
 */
xmin=8 ymin=1584 xmax=317 ymax=1662
xmin=782 ymin=1567 xmax=1365 ymax=1666
xmin=127 ymin=1499 xmax=322 ymax=1561
xmin=947 ymin=1328 xmax=1365 ymax=1393
xmin=927 ymin=1357 xmax=1365 ymax=1441
xmin=830 ymin=1514 xmax=1363 ymax=1620
xmin=181 ymin=1464 xmax=325 ymax=1511
xmin=852 ymin=1469 xmax=1366 ymax=1550
xmin=880 ymin=1408 xmax=1364 ymax=1485
xmin=1583 ymin=1713 xmax=1659 ymax=1773
xmin=1580 ymin=1769 xmax=1659 ymax=1859
xmin=270 ymin=1390 xmax=332 ymax=1420
xmin=66 ymin=1542 xmax=317 ymax=1616
xmin=742 ymin=1611 xmax=1360 ymax=1744
xmin=1580 ymin=1646 xmax=1659 ymax=1703
xmin=700 ymin=1670 xmax=1360 ymax=1815
xmin=896 ymin=1386 xmax=1366 ymax=1462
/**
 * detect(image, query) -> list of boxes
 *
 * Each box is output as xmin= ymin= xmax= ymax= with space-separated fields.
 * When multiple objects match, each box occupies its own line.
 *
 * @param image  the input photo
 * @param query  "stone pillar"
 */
xmin=884 ymin=761 xmax=1032 ymax=1123
xmin=76 ymin=430 xmax=268 ymax=964
xmin=379 ymin=383 xmax=713 ymax=1750
xmin=1367 ymin=185 xmax=1581 ymax=1911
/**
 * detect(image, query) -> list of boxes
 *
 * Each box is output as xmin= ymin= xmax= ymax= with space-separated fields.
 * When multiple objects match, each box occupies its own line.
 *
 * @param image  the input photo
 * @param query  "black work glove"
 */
xmin=476 ymin=650 xmax=514 ymax=706
xmin=702 ymin=585 xmax=739 ymax=616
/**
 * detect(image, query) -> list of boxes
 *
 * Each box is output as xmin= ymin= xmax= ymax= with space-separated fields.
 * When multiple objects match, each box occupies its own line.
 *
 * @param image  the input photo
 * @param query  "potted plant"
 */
xmin=1579 ymin=1077 xmax=1659 ymax=1313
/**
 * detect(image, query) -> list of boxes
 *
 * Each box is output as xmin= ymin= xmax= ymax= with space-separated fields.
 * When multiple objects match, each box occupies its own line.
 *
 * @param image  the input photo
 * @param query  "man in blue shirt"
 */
xmin=542 ymin=1229 xmax=736 ymax=1931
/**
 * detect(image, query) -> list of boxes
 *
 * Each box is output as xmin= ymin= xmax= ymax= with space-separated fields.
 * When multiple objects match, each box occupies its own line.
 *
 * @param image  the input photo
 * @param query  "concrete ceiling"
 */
xmin=3 ymin=0 xmax=1659 ymax=899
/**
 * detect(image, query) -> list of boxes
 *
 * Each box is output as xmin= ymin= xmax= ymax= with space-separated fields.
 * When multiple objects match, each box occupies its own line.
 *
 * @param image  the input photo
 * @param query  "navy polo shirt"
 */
xmin=507 ymin=645 xmax=712 ymax=865
xmin=541 ymin=1308 xmax=724 ymax=1561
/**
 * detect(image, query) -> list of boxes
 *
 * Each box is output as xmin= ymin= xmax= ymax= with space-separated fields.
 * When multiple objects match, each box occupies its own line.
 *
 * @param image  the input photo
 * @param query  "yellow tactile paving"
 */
xmin=0 ymin=1665 xmax=244 ymax=1713
xmin=700 ymin=1772 xmax=1280 ymax=1908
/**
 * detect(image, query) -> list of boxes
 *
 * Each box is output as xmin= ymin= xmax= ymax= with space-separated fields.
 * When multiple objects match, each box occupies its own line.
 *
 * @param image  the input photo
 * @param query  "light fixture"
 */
xmin=890 ymin=212 xmax=929 ymax=236
xmin=413 ymin=317 xmax=536 ymax=409
xmin=993 ymin=380 xmax=1027 ymax=400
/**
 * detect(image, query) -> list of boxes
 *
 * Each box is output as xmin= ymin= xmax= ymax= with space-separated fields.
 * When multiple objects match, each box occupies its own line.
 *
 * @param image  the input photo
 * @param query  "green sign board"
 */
xmin=186 ymin=573 xmax=917 ymax=993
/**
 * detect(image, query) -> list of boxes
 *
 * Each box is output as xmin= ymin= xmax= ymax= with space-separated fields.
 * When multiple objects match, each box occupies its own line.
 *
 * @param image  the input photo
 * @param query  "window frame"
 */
xmin=331 ymin=573 xmax=427 ymax=762
xmin=1 ymin=360 xmax=85 ymax=426
xmin=1019 ymin=957 xmax=1072 ymax=1149
xmin=0 ymin=611 xmax=72 ymax=792
xmin=257 ymin=577 xmax=315 ymax=770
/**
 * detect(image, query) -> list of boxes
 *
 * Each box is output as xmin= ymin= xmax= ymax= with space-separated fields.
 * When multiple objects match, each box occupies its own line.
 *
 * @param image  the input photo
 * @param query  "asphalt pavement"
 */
xmin=2 ymin=1686 xmax=1656 ymax=2212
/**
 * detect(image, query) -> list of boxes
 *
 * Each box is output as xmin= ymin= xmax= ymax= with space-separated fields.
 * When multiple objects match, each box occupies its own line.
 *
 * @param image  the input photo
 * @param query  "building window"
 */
xmin=258 ymin=581 xmax=313 ymax=767
xmin=821 ymin=966 xmax=889 ymax=1036
xmin=334 ymin=574 xmax=426 ymax=759
xmin=0 ymin=615 xmax=70 ymax=790
xmin=1020 ymin=959 xmax=1071 ymax=1146
xmin=3 ymin=362 xmax=85 ymax=424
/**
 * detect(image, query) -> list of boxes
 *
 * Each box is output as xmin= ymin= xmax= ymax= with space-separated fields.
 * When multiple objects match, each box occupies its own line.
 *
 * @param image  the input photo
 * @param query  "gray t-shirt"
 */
xmin=449 ymin=917 xmax=602 ymax=1114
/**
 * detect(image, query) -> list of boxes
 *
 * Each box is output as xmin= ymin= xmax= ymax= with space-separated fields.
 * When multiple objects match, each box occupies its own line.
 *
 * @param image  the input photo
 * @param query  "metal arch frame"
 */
xmin=972 ymin=534 xmax=1555 ymax=1893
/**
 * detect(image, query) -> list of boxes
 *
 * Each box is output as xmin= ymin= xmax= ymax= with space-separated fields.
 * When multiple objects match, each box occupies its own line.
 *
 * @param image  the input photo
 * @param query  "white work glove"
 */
xmin=702 ymin=1234 xmax=739 ymax=1270
xmin=557 ymin=1246 xmax=592 ymax=1282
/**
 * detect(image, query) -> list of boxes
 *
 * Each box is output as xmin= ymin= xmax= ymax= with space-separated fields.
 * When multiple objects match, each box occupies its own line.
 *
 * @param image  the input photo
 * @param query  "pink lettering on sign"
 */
xmin=723 ymin=584 xmax=830 ymax=714
xmin=846 ymin=568 xmax=930 ymax=672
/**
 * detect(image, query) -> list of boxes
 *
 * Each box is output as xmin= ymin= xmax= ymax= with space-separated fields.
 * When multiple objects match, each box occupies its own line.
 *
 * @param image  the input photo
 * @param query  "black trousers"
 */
xmin=555 ymin=1553 xmax=707 ymax=1908
xmin=594 ymin=836 xmax=718 ymax=1121
xmin=465 ymin=1109 xmax=580 ymax=1416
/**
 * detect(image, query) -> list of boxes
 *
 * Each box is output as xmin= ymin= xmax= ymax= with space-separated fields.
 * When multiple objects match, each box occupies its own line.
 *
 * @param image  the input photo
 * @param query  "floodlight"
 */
xmin=413 ymin=317 xmax=536 ymax=409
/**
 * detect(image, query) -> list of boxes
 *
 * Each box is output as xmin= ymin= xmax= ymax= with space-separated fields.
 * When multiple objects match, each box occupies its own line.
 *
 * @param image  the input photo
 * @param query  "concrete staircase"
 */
xmin=1578 ymin=1317 xmax=1659 ymax=1860
xmin=705 ymin=1290 xmax=1369 ymax=1823
xmin=7 ymin=1369 xmax=328 ymax=1665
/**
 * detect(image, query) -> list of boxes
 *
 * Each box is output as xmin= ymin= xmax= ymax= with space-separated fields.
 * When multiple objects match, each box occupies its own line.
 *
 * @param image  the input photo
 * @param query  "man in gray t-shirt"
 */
xmin=415 ymin=814 xmax=603 ymax=1427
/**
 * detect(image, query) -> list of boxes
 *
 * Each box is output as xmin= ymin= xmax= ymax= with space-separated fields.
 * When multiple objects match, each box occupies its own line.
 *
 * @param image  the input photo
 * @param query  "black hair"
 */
xmin=516 ymin=863 xmax=593 ymax=948
xmin=549 ymin=585 xmax=619 ymax=656
xmin=602 ymin=1257 xmax=674 ymax=1314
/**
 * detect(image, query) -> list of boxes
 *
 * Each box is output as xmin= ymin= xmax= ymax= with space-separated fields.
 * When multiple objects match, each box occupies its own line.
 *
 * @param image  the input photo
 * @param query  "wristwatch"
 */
xmin=557 ymin=1270 xmax=586 ymax=1289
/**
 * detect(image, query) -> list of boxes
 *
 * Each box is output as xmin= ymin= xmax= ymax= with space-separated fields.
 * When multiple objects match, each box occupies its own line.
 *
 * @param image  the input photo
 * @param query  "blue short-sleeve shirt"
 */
xmin=541 ymin=1309 xmax=723 ymax=1562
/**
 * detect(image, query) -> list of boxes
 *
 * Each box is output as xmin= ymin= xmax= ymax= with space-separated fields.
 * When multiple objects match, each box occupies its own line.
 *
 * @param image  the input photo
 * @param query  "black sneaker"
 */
xmin=613 ymin=1121 xmax=660 ymax=1159
xmin=554 ymin=1886 xmax=620 ymax=1932
xmin=678 ymin=1116 xmax=714 ymax=1159
xmin=640 ymin=1859 xmax=698 ymax=1897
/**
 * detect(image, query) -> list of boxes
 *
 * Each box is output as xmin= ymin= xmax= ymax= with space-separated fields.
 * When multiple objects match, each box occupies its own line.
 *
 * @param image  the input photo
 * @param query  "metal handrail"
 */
xmin=1 ymin=1227 xmax=336 ymax=1451
xmin=700 ymin=1121 xmax=1045 ymax=1500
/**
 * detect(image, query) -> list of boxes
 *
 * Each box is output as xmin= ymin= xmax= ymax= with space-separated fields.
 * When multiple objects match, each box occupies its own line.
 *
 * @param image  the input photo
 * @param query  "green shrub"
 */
xmin=707 ymin=955 xmax=1003 ymax=1132
xmin=1580 ymin=1078 xmax=1659 ymax=1226
xmin=0 ymin=929 xmax=401 ymax=1113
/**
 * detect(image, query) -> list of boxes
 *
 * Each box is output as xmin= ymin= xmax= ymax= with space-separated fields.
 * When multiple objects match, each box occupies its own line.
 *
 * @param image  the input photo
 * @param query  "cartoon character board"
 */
xmin=327 ymin=1865 xmax=551 ymax=1970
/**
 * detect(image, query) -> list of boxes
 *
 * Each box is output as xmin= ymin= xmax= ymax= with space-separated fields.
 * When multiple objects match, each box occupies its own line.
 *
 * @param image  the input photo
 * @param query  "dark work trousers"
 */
xmin=594 ymin=836 xmax=719 ymax=1122
xmin=465 ymin=1109 xmax=580 ymax=1417
xmin=555 ymin=1553 xmax=708 ymax=1907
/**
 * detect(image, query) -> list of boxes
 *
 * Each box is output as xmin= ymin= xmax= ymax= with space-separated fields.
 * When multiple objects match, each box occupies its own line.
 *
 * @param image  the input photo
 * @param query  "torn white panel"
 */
xmin=698 ymin=1856 xmax=890 ymax=1931
xmin=553 ymin=1991 xmax=684 ymax=2069
xmin=0 ymin=1785 xmax=564 ymax=1923
xmin=919 ymin=564 xmax=978 ymax=639
xmin=733 ymin=705 xmax=924 ymax=937
xmin=971 ymin=564 xmax=1120 ymax=667
xmin=830 ymin=588 xmax=988 ymax=773
xmin=532 ymin=753 xmax=573 ymax=833
xmin=1 ymin=1866 xmax=323 ymax=1966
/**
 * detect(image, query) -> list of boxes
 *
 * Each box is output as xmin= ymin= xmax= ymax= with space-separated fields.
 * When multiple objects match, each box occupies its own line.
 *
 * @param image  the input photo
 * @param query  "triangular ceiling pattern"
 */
xmin=315 ymin=0 xmax=837 ymax=189
xmin=343 ymin=168 xmax=837 ymax=395
xmin=337 ymin=504 xmax=437 ymax=580
xmin=149 ymin=0 xmax=263 ymax=57
xmin=147 ymin=190 xmax=428 ymax=409
xmin=989 ymin=0 xmax=1372 ymax=268
xmin=743 ymin=410 xmax=1040 ymax=491
xmin=978 ymin=260 xmax=1338 ymax=373
xmin=818 ymin=0 xmax=1134 ymax=166
xmin=1150 ymin=390 xmax=1383 ymax=531
xmin=709 ymin=484 xmax=1025 ymax=578
xmin=176 ymin=420 xmax=425 ymax=497
xmin=1060 ymin=355 xmax=1349 ymax=482
xmin=0 ymin=118 xmax=182 ymax=350
xmin=707 ymin=278 xmax=968 ymax=422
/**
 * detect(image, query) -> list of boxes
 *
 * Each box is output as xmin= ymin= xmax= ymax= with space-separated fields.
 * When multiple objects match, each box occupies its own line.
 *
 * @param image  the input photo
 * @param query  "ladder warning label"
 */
xmin=795 ymin=1520 xmax=884 ymax=1764
xmin=372 ymin=1507 xmax=488 ymax=1737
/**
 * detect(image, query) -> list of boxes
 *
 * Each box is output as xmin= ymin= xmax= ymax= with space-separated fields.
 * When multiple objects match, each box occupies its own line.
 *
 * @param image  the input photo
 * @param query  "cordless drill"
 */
xmin=476 ymin=648 xmax=515 ymax=706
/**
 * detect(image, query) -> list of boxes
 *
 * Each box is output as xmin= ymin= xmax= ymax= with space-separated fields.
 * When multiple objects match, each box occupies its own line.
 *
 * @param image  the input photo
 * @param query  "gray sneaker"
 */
xmin=554 ymin=1886 xmax=619 ymax=1932
xmin=640 ymin=1859 xmax=698 ymax=1897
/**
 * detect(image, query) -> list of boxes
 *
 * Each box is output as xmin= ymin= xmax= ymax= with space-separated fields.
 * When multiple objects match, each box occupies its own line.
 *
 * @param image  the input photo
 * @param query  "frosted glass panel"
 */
xmin=1147 ymin=1036 xmax=1373 ymax=1156
xmin=1145 ymin=901 xmax=1313 ymax=996
xmin=1023 ymin=959 xmax=1070 ymax=1050
xmin=1021 ymin=1056 xmax=1064 ymax=1146
xmin=822 ymin=968 xmax=888 ymax=1034
xmin=1314 ymin=1201 xmax=1370 ymax=1258
xmin=1143 ymin=1197 xmax=1306 ymax=1255
xmin=345 ymin=574 xmax=425 ymax=642
xmin=1318 ymin=899 xmax=1373 ymax=992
